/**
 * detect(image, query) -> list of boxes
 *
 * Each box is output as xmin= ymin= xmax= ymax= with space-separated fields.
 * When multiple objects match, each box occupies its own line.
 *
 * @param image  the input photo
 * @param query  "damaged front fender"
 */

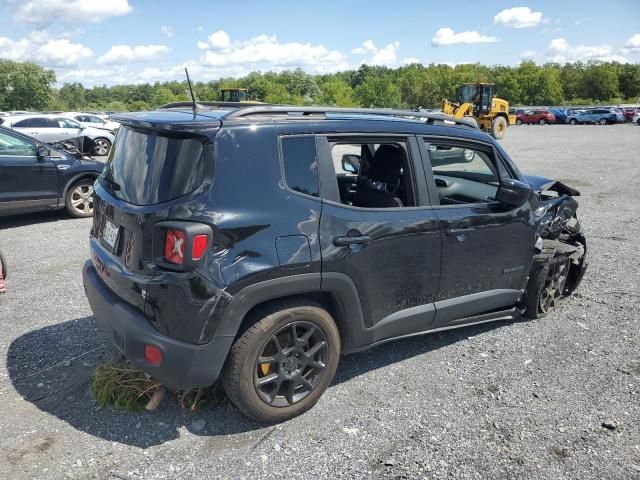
xmin=521 ymin=176 xmax=588 ymax=317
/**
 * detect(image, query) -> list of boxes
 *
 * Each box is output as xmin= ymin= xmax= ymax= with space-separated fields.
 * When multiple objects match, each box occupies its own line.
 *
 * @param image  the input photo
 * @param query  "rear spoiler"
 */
xmin=111 ymin=112 xmax=221 ymax=138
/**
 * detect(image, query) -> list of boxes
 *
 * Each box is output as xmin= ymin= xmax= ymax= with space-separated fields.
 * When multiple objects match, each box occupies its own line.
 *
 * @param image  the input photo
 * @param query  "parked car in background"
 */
xmin=0 ymin=125 xmax=103 ymax=217
xmin=632 ymin=111 xmax=640 ymax=125
xmin=516 ymin=110 xmax=556 ymax=125
xmin=550 ymin=108 xmax=567 ymax=123
xmin=64 ymin=112 xmax=120 ymax=133
xmin=567 ymin=108 xmax=622 ymax=125
xmin=0 ymin=114 xmax=115 ymax=155
xmin=624 ymin=108 xmax=639 ymax=122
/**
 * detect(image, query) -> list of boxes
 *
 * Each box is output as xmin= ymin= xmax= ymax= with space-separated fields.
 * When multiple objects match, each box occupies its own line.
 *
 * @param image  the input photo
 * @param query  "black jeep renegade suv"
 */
xmin=83 ymin=104 xmax=587 ymax=423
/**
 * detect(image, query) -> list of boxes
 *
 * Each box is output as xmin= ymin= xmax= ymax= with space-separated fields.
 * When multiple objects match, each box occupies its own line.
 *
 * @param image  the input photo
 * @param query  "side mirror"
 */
xmin=495 ymin=178 xmax=532 ymax=207
xmin=36 ymin=144 xmax=50 ymax=160
xmin=341 ymin=154 xmax=360 ymax=174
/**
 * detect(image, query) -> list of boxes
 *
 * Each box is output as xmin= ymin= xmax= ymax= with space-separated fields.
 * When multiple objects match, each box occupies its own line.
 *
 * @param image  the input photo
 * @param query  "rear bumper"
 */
xmin=83 ymin=261 xmax=234 ymax=390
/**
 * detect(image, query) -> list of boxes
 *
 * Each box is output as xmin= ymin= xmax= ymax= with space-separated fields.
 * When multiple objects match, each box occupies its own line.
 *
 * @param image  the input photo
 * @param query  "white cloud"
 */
xmin=431 ymin=27 xmax=498 ymax=46
xmin=494 ymin=7 xmax=544 ymax=29
xmin=98 ymin=44 xmax=170 ymax=65
xmin=7 ymin=0 xmax=132 ymax=28
xmin=351 ymin=40 xmax=400 ymax=66
xmin=545 ymin=38 xmax=627 ymax=63
xmin=0 ymin=33 xmax=92 ymax=67
xmin=207 ymin=30 xmax=231 ymax=49
xmin=160 ymin=26 xmax=174 ymax=38
xmin=623 ymin=33 xmax=640 ymax=52
xmin=197 ymin=33 xmax=348 ymax=73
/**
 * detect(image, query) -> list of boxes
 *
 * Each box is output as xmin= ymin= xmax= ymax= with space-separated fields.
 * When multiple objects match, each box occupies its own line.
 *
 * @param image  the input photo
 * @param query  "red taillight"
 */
xmin=164 ymin=229 xmax=186 ymax=265
xmin=192 ymin=234 xmax=208 ymax=261
xmin=144 ymin=344 xmax=162 ymax=366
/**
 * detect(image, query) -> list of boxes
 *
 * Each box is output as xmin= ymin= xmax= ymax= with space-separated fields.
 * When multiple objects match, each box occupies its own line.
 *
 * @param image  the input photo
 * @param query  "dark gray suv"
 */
xmin=83 ymin=104 xmax=587 ymax=423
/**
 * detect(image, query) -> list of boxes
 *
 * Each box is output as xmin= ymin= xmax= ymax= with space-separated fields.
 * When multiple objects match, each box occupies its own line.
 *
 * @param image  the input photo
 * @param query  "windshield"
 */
xmin=457 ymin=85 xmax=477 ymax=104
xmin=101 ymin=126 xmax=205 ymax=205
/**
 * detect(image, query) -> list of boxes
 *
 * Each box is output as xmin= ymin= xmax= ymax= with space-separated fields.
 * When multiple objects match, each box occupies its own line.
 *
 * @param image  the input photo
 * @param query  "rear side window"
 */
xmin=12 ymin=119 xmax=30 ymax=127
xmin=281 ymin=136 xmax=319 ymax=197
xmin=29 ymin=117 xmax=51 ymax=128
xmin=101 ymin=126 xmax=205 ymax=205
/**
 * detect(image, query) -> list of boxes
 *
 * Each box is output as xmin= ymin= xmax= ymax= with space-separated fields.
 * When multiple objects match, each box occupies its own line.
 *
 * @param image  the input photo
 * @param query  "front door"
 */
xmin=317 ymin=135 xmax=442 ymax=342
xmin=0 ymin=130 xmax=60 ymax=214
xmin=420 ymin=138 xmax=536 ymax=327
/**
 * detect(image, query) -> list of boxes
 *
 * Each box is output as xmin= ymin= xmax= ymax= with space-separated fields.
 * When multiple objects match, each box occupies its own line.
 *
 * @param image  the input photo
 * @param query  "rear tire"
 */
xmin=539 ymin=118 xmax=546 ymax=125
xmin=221 ymin=302 xmax=341 ymax=423
xmin=599 ymin=118 xmax=607 ymax=125
xmin=515 ymin=119 xmax=522 ymax=125
xmin=491 ymin=116 xmax=508 ymax=139
xmin=65 ymin=178 xmax=95 ymax=218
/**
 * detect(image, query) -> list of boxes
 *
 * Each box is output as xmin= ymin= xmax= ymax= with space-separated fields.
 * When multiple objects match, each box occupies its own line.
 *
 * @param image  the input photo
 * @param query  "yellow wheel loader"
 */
xmin=442 ymin=83 xmax=515 ymax=139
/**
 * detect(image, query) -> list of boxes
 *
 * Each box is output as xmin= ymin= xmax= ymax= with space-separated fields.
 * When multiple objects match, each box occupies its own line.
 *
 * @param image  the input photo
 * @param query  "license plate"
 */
xmin=102 ymin=219 xmax=120 ymax=251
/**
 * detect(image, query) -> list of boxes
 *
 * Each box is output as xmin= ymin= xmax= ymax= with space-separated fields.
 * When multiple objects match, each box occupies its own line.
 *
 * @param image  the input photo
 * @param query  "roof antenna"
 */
xmin=185 ymin=67 xmax=198 ymax=114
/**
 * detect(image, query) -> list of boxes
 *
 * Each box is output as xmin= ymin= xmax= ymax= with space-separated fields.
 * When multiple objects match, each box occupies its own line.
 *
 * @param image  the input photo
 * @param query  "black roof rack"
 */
xmin=222 ymin=105 xmax=478 ymax=129
xmin=157 ymin=101 xmax=263 ymax=109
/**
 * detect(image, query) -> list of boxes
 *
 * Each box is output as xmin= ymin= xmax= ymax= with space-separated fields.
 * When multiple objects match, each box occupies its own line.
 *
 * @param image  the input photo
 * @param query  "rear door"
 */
xmin=317 ymin=134 xmax=442 ymax=341
xmin=419 ymin=137 xmax=536 ymax=327
xmin=0 ymin=129 xmax=60 ymax=214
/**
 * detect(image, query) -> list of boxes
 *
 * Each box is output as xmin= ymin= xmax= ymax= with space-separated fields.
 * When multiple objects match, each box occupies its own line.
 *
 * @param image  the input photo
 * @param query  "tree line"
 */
xmin=1 ymin=59 xmax=639 ymax=112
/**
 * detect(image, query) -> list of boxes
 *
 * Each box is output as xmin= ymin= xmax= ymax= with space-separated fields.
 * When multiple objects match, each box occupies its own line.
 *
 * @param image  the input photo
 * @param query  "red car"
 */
xmin=516 ymin=110 xmax=556 ymax=125
xmin=623 ymin=108 xmax=639 ymax=122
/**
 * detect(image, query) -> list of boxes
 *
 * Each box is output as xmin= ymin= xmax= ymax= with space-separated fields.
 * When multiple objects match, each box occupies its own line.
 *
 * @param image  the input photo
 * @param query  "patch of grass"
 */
xmin=90 ymin=361 xmax=161 ymax=411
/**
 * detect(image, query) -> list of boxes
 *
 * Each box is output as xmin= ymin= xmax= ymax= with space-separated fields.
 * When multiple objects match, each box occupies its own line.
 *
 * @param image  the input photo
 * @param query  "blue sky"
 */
xmin=0 ymin=0 xmax=638 ymax=86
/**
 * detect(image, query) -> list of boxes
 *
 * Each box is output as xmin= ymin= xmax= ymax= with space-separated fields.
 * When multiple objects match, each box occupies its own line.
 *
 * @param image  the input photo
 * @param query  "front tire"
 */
xmin=539 ymin=118 xmax=546 ymax=125
xmin=523 ymin=247 xmax=570 ymax=319
xmin=569 ymin=119 xmax=577 ymax=125
xmin=65 ymin=179 xmax=95 ymax=218
xmin=491 ymin=116 xmax=508 ymax=139
xmin=93 ymin=137 xmax=111 ymax=156
xmin=221 ymin=302 xmax=341 ymax=423
xmin=599 ymin=118 xmax=607 ymax=125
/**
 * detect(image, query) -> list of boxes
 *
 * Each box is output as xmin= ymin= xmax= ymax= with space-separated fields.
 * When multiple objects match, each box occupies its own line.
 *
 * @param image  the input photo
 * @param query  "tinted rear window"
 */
xmin=281 ymin=136 xmax=319 ymax=197
xmin=102 ymin=126 xmax=205 ymax=205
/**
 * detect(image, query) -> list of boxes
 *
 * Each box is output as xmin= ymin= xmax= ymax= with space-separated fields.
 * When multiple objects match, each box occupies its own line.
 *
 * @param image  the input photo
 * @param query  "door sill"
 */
xmin=345 ymin=307 xmax=519 ymax=354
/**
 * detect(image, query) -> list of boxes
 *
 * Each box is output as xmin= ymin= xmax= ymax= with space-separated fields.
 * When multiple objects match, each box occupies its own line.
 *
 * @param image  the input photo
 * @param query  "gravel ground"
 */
xmin=0 ymin=124 xmax=639 ymax=480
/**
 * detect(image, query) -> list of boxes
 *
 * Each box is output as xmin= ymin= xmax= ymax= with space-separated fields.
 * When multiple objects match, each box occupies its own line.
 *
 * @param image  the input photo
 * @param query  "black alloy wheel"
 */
xmin=254 ymin=321 xmax=328 ymax=407
xmin=221 ymin=303 xmax=341 ymax=423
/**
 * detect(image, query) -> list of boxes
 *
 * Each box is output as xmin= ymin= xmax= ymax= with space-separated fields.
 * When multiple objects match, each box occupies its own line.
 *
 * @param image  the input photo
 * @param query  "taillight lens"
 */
xmin=164 ymin=229 xmax=186 ymax=265
xmin=192 ymin=234 xmax=208 ymax=260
